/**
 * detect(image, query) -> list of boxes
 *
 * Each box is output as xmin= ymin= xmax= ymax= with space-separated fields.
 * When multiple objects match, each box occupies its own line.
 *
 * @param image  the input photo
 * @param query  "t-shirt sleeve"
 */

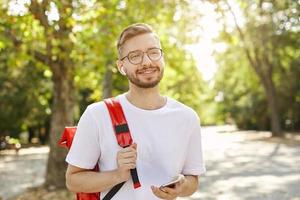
xmin=182 ymin=115 xmax=206 ymax=175
xmin=66 ymin=106 xmax=101 ymax=169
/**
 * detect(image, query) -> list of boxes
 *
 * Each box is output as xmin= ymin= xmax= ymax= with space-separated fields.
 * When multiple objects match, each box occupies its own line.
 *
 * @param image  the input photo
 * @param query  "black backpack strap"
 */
xmin=102 ymin=182 xmax=125 ymax=200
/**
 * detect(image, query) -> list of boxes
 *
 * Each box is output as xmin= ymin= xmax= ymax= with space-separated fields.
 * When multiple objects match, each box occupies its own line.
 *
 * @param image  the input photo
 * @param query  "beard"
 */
xmin=126 ymin=66 xmax=164 ymax=88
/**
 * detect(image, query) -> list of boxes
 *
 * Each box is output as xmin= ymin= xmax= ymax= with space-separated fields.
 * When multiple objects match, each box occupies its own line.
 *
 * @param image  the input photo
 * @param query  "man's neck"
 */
xmin=126 ymin=86 xmax=166 ymax=110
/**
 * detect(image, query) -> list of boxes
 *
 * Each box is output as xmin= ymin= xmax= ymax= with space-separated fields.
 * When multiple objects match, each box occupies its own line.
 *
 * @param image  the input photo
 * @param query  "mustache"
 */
xmin=137 ymin=66 xmax=160 ymax=73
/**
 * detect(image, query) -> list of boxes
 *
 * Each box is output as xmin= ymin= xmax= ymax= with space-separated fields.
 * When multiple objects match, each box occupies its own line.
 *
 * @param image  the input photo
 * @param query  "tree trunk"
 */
xmin=102 ymin=63 xmax=113 ymax=99
xmin=45 ymin=63 xmax=75 ymax=189
xmin=222 ymin=0 xmax=283 ymax=137
xmin=28 ymin=0 xmax=76 ymax=189
xmin=262 ymin=73 xmax=282 ymax=137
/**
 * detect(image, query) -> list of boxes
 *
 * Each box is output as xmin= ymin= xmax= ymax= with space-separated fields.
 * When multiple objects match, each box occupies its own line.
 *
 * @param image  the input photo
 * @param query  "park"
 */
xmin=0 ymin=0 xmax=299 ymax=200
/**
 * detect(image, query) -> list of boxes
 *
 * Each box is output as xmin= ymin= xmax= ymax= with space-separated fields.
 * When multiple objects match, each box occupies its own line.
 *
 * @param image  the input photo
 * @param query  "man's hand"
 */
xmin=116 ymin=143 xmax=137 ymax=182
xmin=151 ymin=176 xmax=185 ymax=200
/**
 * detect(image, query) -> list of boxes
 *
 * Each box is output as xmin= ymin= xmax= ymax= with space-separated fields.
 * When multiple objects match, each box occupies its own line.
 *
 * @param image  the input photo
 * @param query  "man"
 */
xmin=65 ymin=23 xmax=206 ymax=200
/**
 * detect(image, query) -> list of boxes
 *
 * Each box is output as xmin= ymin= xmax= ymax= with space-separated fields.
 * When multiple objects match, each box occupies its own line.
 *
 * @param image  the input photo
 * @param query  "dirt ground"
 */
xmin=1 ymin=126 xmax=300 ymax=200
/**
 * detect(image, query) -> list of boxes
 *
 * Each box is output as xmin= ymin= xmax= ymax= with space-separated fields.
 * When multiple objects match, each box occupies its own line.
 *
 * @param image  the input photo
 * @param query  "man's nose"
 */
xmin=141 ymin=52 xmax=152 ymax=66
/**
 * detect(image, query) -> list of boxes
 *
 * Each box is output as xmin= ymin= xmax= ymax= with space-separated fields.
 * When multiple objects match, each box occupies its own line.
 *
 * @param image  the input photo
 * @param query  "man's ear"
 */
xmin=116 ymin=60 xmax=126 ymax=75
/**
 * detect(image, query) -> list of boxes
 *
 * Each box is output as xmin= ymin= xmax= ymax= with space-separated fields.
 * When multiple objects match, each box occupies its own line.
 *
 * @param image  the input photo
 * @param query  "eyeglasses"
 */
xmin=120 ymin=48 xmax=163 ymax=65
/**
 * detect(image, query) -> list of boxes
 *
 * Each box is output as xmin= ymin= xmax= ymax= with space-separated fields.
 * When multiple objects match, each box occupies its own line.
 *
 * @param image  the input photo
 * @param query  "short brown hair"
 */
xmin=117 ymin=23 xmax=159 ymax=58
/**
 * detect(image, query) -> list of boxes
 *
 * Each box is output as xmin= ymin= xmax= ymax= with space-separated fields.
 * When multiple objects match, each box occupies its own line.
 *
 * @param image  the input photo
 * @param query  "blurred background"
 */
xmin=0 ymin=0 xmax=299 ymax=200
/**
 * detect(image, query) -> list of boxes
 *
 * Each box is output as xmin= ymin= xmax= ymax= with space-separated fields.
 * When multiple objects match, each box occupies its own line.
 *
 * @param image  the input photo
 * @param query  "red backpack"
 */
xmin=58 ymin=98 xmax=141 ymax=200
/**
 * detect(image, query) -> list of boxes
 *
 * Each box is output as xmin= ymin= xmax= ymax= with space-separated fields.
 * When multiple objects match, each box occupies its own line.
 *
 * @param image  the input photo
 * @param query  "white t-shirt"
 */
xmin=66 ymin=93 xmax=206 ymax=200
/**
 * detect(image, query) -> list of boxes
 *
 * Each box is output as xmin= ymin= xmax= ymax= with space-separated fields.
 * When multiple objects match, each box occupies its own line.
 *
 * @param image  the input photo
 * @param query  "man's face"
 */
xmin=119 ymin=33 xmax=165 ymax=89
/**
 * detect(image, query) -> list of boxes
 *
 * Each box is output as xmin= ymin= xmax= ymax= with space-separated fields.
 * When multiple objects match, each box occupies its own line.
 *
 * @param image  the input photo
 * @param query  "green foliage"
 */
xmin=212 ymin=0 xmax=300 ymax=130
xmin=2 ymin=0 xmax=299 ymax=135
xmin=0 ymin=4 xmax=52 ymax=137
xmin=160 ymin=45 xmax=205 ymax=117
xmin=213 ymin=46 xmax=269 ymax=129
xmin=0 ymin=45 xmax=52 ymax=136
xmin=0 ymin=0 xmax=207 ymax=137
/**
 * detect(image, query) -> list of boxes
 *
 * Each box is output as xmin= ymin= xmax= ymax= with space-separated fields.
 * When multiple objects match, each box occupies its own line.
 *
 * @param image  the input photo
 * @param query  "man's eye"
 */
xmin=150 ymin=52 xmax=159 ymax=55
xmin=149 ymin=50 xmax=160 ymax=55
xmin=130 ymin=54 xmax=140 ymax=59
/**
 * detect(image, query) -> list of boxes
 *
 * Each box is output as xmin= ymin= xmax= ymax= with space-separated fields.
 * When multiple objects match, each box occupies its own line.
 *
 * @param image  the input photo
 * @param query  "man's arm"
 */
xmin=66 ymin=143 xmax=137 ymax=193
xmin=66 ymin=164 xmax=125 ymax=193
xmin=151 ymin=175 xmax=199 ymax=199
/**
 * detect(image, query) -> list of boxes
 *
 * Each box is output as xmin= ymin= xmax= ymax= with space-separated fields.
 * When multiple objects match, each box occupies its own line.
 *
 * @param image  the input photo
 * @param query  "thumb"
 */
xmin=131 ymin=142 xmax=137 ymax=150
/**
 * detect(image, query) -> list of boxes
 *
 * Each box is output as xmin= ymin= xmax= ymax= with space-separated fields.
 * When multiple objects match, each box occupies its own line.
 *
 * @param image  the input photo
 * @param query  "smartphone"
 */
xmin=159 ymin=174 xmax=183 ymax=189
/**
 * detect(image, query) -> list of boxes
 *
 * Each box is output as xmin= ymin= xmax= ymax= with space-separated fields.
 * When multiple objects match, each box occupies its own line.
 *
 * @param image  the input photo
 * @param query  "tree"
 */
xmin=1 ymin=0 xmax=206 ymax=190
xmin=26 ymin=0 xmax=76 ymax=188
xmin=211 ymin=0 xmax=299 ymax=136
xmin=0 ymin=3 xmax=52 ymax=140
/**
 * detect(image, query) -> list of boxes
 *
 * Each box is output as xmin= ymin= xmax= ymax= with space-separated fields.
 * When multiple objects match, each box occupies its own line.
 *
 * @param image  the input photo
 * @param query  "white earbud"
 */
xmin=120 ymin=67 xmax=126 ymax=75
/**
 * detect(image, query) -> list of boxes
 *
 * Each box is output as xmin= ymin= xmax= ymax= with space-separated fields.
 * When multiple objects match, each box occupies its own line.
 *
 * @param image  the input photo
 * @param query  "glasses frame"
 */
xmin=120 ymin=47 xmax=163 ymax=65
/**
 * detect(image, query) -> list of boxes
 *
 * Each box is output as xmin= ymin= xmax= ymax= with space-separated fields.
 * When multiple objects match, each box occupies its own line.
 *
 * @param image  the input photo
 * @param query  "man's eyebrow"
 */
xmin=147 ymin=47 xmax=160 ymax=50
xmin=128 ymin=49 xmax=141 ymax=54
xmin=127 ymin=47 xmax=159 ymax=54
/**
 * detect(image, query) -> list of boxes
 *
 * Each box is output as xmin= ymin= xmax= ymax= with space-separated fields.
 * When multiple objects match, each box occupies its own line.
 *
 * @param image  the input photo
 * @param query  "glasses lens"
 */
xmin=128 ymin=51 xmax=143 ymax=64
xmin=147 ymin=48 xmax=162 ymax=61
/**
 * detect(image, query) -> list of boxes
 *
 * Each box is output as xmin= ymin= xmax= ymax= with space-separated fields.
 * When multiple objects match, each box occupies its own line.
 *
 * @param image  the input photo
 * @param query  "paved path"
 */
xmin=180 ymin=126 xmax=300 ymax=200
xmin=1 ymin=126 xmax=300 ymax=200
xmin=0 ymin=147 xmax=49 ymax=200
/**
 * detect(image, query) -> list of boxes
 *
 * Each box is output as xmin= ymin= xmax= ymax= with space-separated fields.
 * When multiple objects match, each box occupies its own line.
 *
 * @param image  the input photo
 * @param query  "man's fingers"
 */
xmin=119 ymin=147 xmax=137 ymax=153
xmin=117 ymin=153 xmax=137 ymax=169
xmin=151 ymin=186 xmax=169 ymax=199
xmin=116 ymin=143 xmax=138 ymax=173
xmin=161 ymin=186 xmax=177 ymax=195
xmin=118 ymin=151 xmax=137 ymax=159
xmin=122 ymin=163 xmax=136 ymax=169
xmin=118 ymin=147 xmax=137 ymax=154
xmin=115 ymin=143 xmax=138 ymax=182
xmin=151 ymin=185 xmax=178 ymax=200
xmin=118 ymin=159 xmax=136 ymax=165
